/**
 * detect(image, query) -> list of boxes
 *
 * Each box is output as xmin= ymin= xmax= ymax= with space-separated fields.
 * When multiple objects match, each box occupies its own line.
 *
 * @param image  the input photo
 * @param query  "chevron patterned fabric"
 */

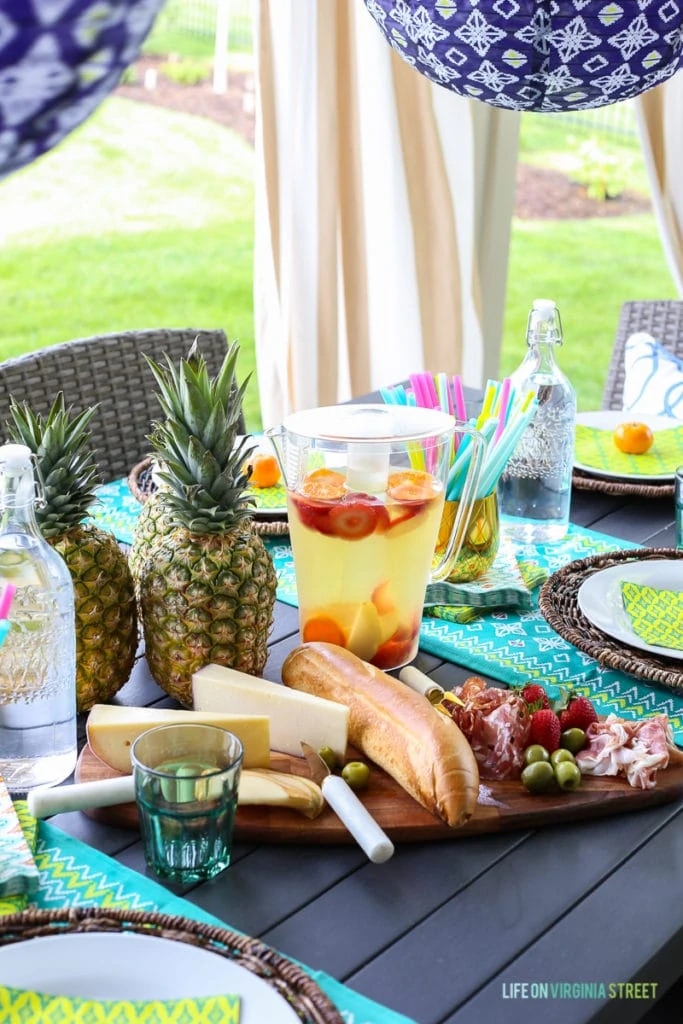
xmin=2 ymin=822 xmax=415 ymax=1024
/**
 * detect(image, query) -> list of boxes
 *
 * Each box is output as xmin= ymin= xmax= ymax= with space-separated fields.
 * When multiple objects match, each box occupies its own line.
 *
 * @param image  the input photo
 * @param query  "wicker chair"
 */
xmin=602 ymin=300 xmax=683 ymax=410
xmin=0 ymin=328 xmax=242 ymax=482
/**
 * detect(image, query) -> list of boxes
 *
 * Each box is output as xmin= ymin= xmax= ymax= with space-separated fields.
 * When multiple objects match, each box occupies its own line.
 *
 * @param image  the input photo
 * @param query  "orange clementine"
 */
xmin=301 ymin=468 xmax=346 ymax=500
xmin=244 ymin=453 xmax=281 ymax=488
xmin=612 ymin=421 xmax=654 ymax=455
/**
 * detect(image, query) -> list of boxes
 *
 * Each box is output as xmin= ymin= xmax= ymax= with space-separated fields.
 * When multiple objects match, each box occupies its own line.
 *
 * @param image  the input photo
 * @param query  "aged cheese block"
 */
xmin=192 ymin=664 xmax=349 ymax=761
xmin=86 ymin=704 xmax=271 ymax=773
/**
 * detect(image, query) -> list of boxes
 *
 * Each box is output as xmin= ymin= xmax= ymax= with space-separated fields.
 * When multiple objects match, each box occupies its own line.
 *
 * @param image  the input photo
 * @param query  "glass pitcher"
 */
xmin=267 ymin=404 xmax=485 ymax=671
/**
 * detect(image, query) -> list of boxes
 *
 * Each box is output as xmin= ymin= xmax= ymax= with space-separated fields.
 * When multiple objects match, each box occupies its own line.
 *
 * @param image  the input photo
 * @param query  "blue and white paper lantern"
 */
xmin=0 ymin=0 xmax=165 ymax=178
xmin=363 ymin=0 xmax=683 ymax=112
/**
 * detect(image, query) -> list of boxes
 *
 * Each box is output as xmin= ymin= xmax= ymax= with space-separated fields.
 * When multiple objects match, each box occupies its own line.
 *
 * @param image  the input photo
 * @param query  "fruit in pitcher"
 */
xmin=612 ymin=421 xmax=654 ymax=455
xmin=301 ymin=468 xmax=346 ymax=500
xmin=328 ymin=494 xmax=385 ymax=540
xmin=302 ymin=616 xmax=347 ymax=646
xmin=387 ymin=469 xmax=437 ymax=502
xmin=373 ymin=623 xmax=419 ymax=669
xmin=244 ymin=453 xmax=281 ymax=488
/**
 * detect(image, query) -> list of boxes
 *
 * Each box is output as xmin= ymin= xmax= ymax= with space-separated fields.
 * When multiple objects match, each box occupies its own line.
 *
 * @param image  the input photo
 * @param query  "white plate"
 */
xmin=574 ymin=410 xmax=678 ymax=483
xmin=0 ymin=932 xmax=300 ymax=1023
xmin=577 ymin=560 xmax=683 ymax=662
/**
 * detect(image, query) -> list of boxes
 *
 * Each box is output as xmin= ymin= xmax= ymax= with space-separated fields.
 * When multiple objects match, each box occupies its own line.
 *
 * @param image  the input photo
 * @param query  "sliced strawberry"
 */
xmin=386 ymin=500 xmax=426 ymax=531
xmin=328 ymin=494 xmax=389 ymax=540
xmin=290 ymin=495 xmax=335 ymax=535
xmin=372 ymin=624 xmax=419 ymax=669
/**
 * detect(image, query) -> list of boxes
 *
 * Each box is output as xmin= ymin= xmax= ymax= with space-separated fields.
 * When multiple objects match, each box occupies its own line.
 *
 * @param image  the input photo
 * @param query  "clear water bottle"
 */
xmin=0 ymin=444 xmax=77 ymax=793
xmin=497 ymin=299 xmax=576 ymax=544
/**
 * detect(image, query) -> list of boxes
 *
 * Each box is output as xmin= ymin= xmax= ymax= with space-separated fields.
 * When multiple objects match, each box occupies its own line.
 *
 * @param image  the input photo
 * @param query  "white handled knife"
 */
xmin=301 ymin=742 xmax=394 ymax=864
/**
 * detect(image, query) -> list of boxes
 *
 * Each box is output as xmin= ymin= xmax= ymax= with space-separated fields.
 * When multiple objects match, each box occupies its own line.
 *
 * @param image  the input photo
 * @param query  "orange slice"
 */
xmin=387 ymin=469 xmax=437 ymax=502
xmin=301 ymin=468 xmax=346 ymax=501
xmin=302 ymin=615 xmax=346 ymax=646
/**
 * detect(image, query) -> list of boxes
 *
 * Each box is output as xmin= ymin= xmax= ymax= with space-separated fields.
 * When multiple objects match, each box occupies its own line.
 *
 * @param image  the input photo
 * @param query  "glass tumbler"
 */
xmin=132 ymin=723 xmax=243 ymax=884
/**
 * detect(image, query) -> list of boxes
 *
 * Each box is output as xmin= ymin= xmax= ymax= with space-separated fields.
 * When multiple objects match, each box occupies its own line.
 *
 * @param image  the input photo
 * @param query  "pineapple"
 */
xmin=8 ymin=394 xmax=138 ymax=712
xmin=132 ymin=340 xmax=277 ymax=707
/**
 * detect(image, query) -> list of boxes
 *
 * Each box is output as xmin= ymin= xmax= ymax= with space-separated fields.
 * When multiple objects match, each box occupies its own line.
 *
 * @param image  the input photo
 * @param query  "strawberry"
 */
xmin=559 ymin=696 xmax=598 ymax=733
xmin=520 ymin=683 xmax=549 ymax=711
xmin=528 ymin=709 xmax=561 ymax=752
xmin=328 ymin=494 xmax=388 ymax=540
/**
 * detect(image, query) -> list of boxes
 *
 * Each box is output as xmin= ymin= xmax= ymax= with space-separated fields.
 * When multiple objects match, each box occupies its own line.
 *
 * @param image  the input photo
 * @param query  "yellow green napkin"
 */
xmin=574 ymin=423 xmax=683 ymax=477
xmin=621 ymin=581 xmax=683 ymax=650
xmin=0 ymin=797 xmax=38 ymax=913
xmin=0 ymin=987 xmax=240 ymax=1023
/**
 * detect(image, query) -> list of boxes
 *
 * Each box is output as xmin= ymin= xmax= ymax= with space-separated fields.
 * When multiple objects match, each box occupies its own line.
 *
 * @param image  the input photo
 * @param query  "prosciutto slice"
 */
xmin=441 ymin=677 xmax=531 ymax=780
xmin=576 ymin=713 xmax=683 ymax=789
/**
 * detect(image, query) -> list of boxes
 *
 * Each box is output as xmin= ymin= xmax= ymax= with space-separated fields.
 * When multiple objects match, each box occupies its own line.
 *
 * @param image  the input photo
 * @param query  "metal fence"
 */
xmin=545 ymin=100 xmax=639 ymax=142
xmin=155 ymin=0 xmax=254 ymax=53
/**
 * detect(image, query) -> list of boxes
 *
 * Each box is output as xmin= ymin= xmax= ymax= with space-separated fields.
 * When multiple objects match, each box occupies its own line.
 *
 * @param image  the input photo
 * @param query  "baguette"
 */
xmin=281 ymin=642 xmax=479 ymax=828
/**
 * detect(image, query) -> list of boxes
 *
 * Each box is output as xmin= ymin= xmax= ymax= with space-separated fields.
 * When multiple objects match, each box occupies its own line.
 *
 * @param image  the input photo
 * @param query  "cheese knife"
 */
xmin=300 ymin=742 xmax=395 ymax=864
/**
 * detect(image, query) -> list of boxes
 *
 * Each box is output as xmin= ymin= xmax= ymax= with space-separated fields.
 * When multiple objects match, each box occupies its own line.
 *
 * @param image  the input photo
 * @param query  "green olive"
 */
xmin=550 ymin=748 xmax=575 ymax=767
xmin=555 ymin=761 xmax=582 ymax=792
xmin=341 ymin=761 xmax=370 ymax=790
xmin=524 ymin=744 xmax=550 ymax=765
xmin=560 ymin=728 xmax=587 ymax=754
xmin=521 ymin=761 xmax=555 ymax=795
xmin=318 ymin=746 xmax=338 ymax=771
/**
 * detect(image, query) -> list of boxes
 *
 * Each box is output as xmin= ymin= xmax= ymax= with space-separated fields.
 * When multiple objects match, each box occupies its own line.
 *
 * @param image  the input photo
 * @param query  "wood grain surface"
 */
xmin=75 ymin=742 xmax=683 ymax=843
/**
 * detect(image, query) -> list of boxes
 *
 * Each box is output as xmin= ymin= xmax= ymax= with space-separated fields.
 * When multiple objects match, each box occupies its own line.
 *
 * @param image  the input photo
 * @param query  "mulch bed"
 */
xmin=115 ymin=59 xmax=651 ymax=221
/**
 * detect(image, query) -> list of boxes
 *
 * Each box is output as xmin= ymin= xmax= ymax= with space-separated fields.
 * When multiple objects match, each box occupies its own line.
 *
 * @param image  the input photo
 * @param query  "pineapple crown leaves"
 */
xmin=144 ymin=340 xmax=257 ymax=533
xmin=7 ymin=392 xmax=101 ymax=537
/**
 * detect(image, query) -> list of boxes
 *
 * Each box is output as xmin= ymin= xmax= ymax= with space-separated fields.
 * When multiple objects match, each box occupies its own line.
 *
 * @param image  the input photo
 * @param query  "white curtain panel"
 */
xmin=636 ymin=76 xmax=683 ymax=298
xmin=253 ymin=0 xmax=520 ymax=426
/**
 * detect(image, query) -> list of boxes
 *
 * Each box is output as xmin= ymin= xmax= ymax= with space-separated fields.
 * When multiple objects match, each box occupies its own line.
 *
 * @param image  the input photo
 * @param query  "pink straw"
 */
xmin=409 ymin=374 xmax=433 ymax=408
xmin=0 ymin=583 xmax=16 ymax=621
xmin=492 ymin=378 xmax=513 ymax=446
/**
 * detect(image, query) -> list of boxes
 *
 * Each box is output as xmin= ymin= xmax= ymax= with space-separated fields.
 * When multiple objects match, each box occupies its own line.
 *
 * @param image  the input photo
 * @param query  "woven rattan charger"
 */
xmin=129 ymin=457 xmax=290 ymax=537
xmin=572 ymin=468 xmax=675 ymax=500
xmin=539 ymin=547 xmax=683 ymax=694
xmin=0 ymin=907 xmax=343 ymax=1024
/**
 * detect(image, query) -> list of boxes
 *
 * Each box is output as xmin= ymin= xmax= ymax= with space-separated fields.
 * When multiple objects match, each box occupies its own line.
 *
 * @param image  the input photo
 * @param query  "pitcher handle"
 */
xmin=430 ymin=424 xmax=487 ymax=583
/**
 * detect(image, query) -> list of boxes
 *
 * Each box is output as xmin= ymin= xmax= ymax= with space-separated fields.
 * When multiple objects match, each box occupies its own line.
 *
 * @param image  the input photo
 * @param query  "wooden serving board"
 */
xmin=75 ymin=743 xmax=683 ymax=843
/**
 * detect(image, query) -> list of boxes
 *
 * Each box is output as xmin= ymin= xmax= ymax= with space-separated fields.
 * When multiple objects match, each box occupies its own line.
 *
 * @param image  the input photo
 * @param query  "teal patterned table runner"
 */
xmin=92 ymin=482 xmax=683 ymax=744
xmin=23 ymin=822 xmax=414 ymax=1024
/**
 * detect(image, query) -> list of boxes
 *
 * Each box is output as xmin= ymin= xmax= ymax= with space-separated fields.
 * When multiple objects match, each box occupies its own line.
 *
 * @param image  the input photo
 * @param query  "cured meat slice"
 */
xmin=577 ymin=713 xmax=683 ymax=789
xmin=441 ymin=678 xmax=531 ymax=780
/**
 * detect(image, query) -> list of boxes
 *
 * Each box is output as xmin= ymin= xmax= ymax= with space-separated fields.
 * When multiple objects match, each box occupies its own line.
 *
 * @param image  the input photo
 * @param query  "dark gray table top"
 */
xmin=54 ymin=486 xmax=681 ymax=1024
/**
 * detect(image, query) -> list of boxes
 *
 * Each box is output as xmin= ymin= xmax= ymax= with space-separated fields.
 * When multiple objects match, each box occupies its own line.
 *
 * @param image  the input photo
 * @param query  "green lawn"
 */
xmin=0 ymin=92 xmax=678 ymax=424
xmin=0 ymin=98 xmax=261 ymax=427
xmin=501 ymin=215 xmax=678 ymax=411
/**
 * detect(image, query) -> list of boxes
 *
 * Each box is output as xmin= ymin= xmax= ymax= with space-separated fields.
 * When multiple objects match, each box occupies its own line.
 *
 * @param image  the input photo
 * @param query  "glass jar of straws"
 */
xmin=382 ymin=373 xmax=539 ymax=581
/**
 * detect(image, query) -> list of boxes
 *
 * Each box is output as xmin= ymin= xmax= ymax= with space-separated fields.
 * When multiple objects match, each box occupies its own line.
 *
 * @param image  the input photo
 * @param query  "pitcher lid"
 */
xmin=282 ymin=404 xmax=454 ymax=442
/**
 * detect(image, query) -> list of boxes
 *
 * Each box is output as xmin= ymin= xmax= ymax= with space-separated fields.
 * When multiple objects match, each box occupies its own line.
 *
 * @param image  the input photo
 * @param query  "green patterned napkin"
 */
xmin=247 ymin=480 xmax=287 ymax=514
xmin=0 ymin=987 xmax=240 ymax=1024
xmin=621 ymin=581 xmax=683 ymax=650
xmin=424 ymin=537 xmax=547 ymax=623
xmin=574 ymin=423 xmax=683 ymax=477
xmin=0 ymin=795 xmax=38 ymax=910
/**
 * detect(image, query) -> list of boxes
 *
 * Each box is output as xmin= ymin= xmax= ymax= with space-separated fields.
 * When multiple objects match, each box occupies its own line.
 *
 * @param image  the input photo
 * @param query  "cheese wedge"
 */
xmin=87 ymin=704 xmax=270 ymax=774
xmin=239 ymin=770 xmax=324 ymax=819
xmin=192 ymin=664 xmax=349 ymax=761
